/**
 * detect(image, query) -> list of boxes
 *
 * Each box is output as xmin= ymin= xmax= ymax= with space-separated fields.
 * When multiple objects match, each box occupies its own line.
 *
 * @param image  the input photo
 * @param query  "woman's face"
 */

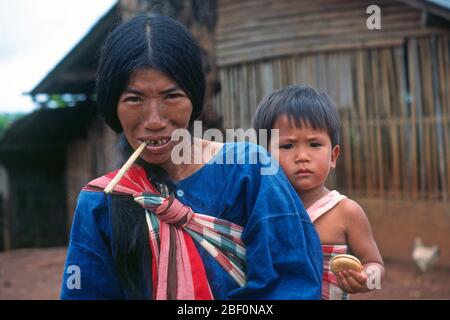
xmin=117 ymin=68 xmax=193 ymax=167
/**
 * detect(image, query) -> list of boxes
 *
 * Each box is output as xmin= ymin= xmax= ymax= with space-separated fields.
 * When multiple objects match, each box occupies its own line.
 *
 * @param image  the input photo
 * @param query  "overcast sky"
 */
xmin=1 ymin=0 xmax=449 ymax=114
xmin=0 ymin=0 xmax=117 ymax=113
xmin=430 ymin=0 xmax=450 ymax=8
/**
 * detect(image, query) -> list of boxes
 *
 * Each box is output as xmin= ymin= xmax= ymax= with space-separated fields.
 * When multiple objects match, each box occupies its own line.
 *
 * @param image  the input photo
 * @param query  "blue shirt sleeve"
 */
xmin=225 ymin=143 xmax=323 ymax=299
xmin=60 ymin=191 xmax=125 ymax=299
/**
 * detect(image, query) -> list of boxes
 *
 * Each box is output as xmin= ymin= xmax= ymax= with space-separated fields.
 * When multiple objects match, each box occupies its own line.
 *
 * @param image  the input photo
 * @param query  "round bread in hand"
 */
xmin=330 ymin=254 xmax=363 ymax=274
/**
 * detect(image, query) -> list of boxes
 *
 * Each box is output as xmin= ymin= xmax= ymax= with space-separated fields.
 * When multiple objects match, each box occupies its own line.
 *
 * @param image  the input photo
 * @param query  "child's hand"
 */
xmin=336 ymin=269 xmax=370 ymax=294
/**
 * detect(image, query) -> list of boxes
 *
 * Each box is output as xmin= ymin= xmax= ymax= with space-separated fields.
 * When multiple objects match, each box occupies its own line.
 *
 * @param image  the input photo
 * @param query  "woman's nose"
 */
xmin=142 ymin=100 xmax=166 ymax=131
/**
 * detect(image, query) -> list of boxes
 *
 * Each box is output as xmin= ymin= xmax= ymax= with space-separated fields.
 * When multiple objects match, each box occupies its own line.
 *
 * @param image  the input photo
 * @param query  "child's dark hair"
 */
xmin=252 ymin=85 xmax=341 ymax=147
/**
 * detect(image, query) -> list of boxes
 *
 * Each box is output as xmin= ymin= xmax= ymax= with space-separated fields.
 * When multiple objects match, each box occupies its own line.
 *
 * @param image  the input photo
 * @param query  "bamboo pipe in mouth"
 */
xmin=104 ymin=142 xmax=147 ymax=194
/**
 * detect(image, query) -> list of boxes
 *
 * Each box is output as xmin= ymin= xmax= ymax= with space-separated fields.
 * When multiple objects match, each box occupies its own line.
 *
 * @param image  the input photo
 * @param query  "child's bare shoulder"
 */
xmin=334 ymin=197 xmax=368 ymax=223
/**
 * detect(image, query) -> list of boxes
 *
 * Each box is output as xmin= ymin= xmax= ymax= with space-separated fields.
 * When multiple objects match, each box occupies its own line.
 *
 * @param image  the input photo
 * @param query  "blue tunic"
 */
xmin=61 ymin=142 xmax=323 ymax=299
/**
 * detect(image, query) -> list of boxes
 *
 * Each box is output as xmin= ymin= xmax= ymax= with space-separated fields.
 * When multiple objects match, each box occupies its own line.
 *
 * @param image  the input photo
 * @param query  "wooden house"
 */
xmin=0 ymin=4 xmax=121 ymax=249
xmin=0 ymin=0 xmax=449 ymax=267
xmin=212 ymin=0 xmax=450 ymax=266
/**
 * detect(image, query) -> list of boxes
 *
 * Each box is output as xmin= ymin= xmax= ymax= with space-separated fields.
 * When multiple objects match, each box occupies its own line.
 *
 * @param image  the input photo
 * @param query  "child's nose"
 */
xmin=295 ymin=148 xmax=309 ymax=162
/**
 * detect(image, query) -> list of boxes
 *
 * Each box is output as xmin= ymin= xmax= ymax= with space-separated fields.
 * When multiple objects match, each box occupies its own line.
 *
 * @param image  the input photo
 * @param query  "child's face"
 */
xmin=270 ymin=114 xmax=340 ymax=194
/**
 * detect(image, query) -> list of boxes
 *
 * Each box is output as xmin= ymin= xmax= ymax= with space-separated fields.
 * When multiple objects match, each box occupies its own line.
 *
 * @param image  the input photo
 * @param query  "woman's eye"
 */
xmin=165 ymin=93 xmax=183 ymax=100
xmin=123 ymin=96 xmax=142 ymax=103
xmin=280 ymin=144 xmax=294 ymax=150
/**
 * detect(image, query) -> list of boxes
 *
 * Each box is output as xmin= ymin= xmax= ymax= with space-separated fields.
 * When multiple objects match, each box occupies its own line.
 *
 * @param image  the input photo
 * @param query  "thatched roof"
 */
xmin=0 ymin=104 xmax=97 ymax=156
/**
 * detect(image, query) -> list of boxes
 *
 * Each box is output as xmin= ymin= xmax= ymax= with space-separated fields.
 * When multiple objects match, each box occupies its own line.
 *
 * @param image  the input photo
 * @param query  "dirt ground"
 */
xmin=0 ymin=247 xmax=449 ymax=300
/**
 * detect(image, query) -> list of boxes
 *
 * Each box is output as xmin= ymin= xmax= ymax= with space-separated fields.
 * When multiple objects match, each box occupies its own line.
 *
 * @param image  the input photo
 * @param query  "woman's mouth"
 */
xmin=139 ymin=138 xmax=172 ymax=154
xmin=145 ymin=138 xmax=170 ymax=146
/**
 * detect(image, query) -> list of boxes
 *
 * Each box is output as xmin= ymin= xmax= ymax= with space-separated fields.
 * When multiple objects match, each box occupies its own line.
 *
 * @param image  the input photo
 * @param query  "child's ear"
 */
xmin=330 ymin=145 xmax=340 ymax=169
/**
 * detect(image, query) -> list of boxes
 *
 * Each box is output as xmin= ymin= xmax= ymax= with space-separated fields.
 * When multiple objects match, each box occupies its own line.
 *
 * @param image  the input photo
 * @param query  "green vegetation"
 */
xmin=0 ymin=113 xmax=26 ymax=138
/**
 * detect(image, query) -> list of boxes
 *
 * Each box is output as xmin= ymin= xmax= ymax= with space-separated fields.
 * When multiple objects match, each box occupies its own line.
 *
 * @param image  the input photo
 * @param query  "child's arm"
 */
xmin=335 ymin=199 xmax=385 ymax=294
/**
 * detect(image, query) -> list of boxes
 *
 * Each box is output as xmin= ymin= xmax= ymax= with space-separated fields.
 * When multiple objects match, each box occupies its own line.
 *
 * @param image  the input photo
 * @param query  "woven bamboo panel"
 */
xmin=216 ymin=0 xmax=449 ymax=66
xmin=213 ymin=35 xmax=450 ymax=201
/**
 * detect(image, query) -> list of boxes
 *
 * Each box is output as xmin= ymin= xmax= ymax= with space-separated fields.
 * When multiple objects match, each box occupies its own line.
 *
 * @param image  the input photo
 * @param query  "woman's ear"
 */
xmin=330 ymin=144 xmax=340 ymax=169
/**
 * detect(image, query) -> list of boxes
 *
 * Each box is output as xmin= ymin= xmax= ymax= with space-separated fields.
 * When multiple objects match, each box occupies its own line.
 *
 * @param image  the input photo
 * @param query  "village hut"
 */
xmin=0 ymin=1 xmax=449 ymax=267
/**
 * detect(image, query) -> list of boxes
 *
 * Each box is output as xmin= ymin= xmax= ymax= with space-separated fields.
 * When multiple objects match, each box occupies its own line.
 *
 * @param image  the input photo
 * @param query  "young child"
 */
xmin=253 ymin=85 xmax=385 ymax=300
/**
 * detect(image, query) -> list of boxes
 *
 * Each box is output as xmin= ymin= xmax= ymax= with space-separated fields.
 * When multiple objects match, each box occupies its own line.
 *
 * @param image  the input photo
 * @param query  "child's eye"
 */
xmin=310 ymin=142 xmax=322 ymax=148
xmin=280 ymin=144 xmax=294 ymax=150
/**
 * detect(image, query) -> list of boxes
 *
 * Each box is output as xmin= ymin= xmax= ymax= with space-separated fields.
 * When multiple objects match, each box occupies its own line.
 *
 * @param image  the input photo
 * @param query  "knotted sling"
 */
xmin=83 ymin=165 xmax=246 ymax=299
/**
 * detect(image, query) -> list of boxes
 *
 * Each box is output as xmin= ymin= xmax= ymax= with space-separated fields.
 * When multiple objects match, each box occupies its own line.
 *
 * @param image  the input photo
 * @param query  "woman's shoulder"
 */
xmin=216 ymin=142 xmax=272 ymax=165
xmin=221 ymin=141 xmax=269 ymax=154
xmin=71 ymin=187 xmax=116 ymax=239
xmin=75 ymin=170 xmax=121 ymax=215
xmin=209 ymin=142 xmax=289 ymax=192
xmin=204 ymin=141 xmax=276 ymax=178
xmin=78 ymin=188 xmax=108 ymax=204
xmin=74 ymin=189 xmax=110 ymax=223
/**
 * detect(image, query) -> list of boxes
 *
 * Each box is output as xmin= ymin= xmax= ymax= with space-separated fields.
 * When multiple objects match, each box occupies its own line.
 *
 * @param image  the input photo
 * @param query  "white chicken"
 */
xmin=412 ymin=237 xmax=440 ymax=273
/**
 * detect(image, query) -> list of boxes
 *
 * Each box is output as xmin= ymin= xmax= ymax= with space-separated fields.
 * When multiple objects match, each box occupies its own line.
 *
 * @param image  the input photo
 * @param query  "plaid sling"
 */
xmin=83 ymin=165 xmax=246 ymax=299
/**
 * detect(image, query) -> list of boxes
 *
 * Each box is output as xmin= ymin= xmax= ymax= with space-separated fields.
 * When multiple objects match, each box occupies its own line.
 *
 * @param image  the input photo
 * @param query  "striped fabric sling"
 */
xmin=83 ymin=165 xmax=246 ymax=299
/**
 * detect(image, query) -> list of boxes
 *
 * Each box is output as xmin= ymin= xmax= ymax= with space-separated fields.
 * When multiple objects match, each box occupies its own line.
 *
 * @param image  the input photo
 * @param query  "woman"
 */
xmin=60 ymin=13 xmax=322 ymax=299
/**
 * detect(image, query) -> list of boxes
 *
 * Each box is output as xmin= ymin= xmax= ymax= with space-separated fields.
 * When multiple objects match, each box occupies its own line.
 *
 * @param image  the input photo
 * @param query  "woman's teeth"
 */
xmin=146 ymin=139 xmax=169 ymax=146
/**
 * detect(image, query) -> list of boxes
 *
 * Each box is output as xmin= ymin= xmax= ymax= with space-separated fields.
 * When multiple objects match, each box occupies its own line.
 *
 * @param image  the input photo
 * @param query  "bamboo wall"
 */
xmin=216 ymin=0 xmax=445 ymax=66
xmin=340 ymin=36 xmax=450 ymax=201
xmin=213 ymin=35 xmax=450 ymax=201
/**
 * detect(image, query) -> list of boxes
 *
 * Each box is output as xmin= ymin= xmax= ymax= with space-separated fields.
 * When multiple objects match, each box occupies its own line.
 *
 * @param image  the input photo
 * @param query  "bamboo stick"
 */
xmin=380 ymin=49 xmax=390 ymax=193
xmin=439 ymin=36 xmax=450 ymax=200
xmin=430 ymin=36 xmax=448 ymax=201
xmin=343 ymin=110 xmax=353 ymax=192
xmin=104 ymin=142 xmax=147 ymax=194
xmin=419 ymin=40 xmax=434 ymax=198
xmin=419 ymin=39 xmax=434 ymax=199
xmin=383 ymin=48 xmax=400 ymax=196
xmin=389 ymin=48 xmax=402 ymax=196
xmin=408 ymin=39 xmax=419 ymax=199
xmin=394 ymin=46 xmax=408 ymax=197
xmin=370 ymin=49 xmax=383 ymax=197
xmin=365 ymin=51 xmax=375 ymax=196
xmin=356 ymin=51 xmax=370 ymax=196
xmin=345 ymin=54 xmax=356 ymax=192
xmin=429 ymin=36 xmax=445 ymax=200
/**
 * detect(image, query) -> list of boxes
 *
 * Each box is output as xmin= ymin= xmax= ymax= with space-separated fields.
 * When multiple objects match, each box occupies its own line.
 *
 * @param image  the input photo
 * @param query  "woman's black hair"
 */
xmin=96 ymin=13 xmax=205 ymax=132
xmin=252 ymin=85 xmax=341 ymax=147
xmin=110 ymin=135 xmax=174 ymax=299
xmin=98 ymin=14 xmax=204 ymax=298
xmin=109 ymin=194 xmax=153 ymax=299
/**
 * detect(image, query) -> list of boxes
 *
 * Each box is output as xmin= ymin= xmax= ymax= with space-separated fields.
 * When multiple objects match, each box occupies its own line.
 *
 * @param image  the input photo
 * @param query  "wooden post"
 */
xmin=408 ymin=39 xmax=420 ymax=199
